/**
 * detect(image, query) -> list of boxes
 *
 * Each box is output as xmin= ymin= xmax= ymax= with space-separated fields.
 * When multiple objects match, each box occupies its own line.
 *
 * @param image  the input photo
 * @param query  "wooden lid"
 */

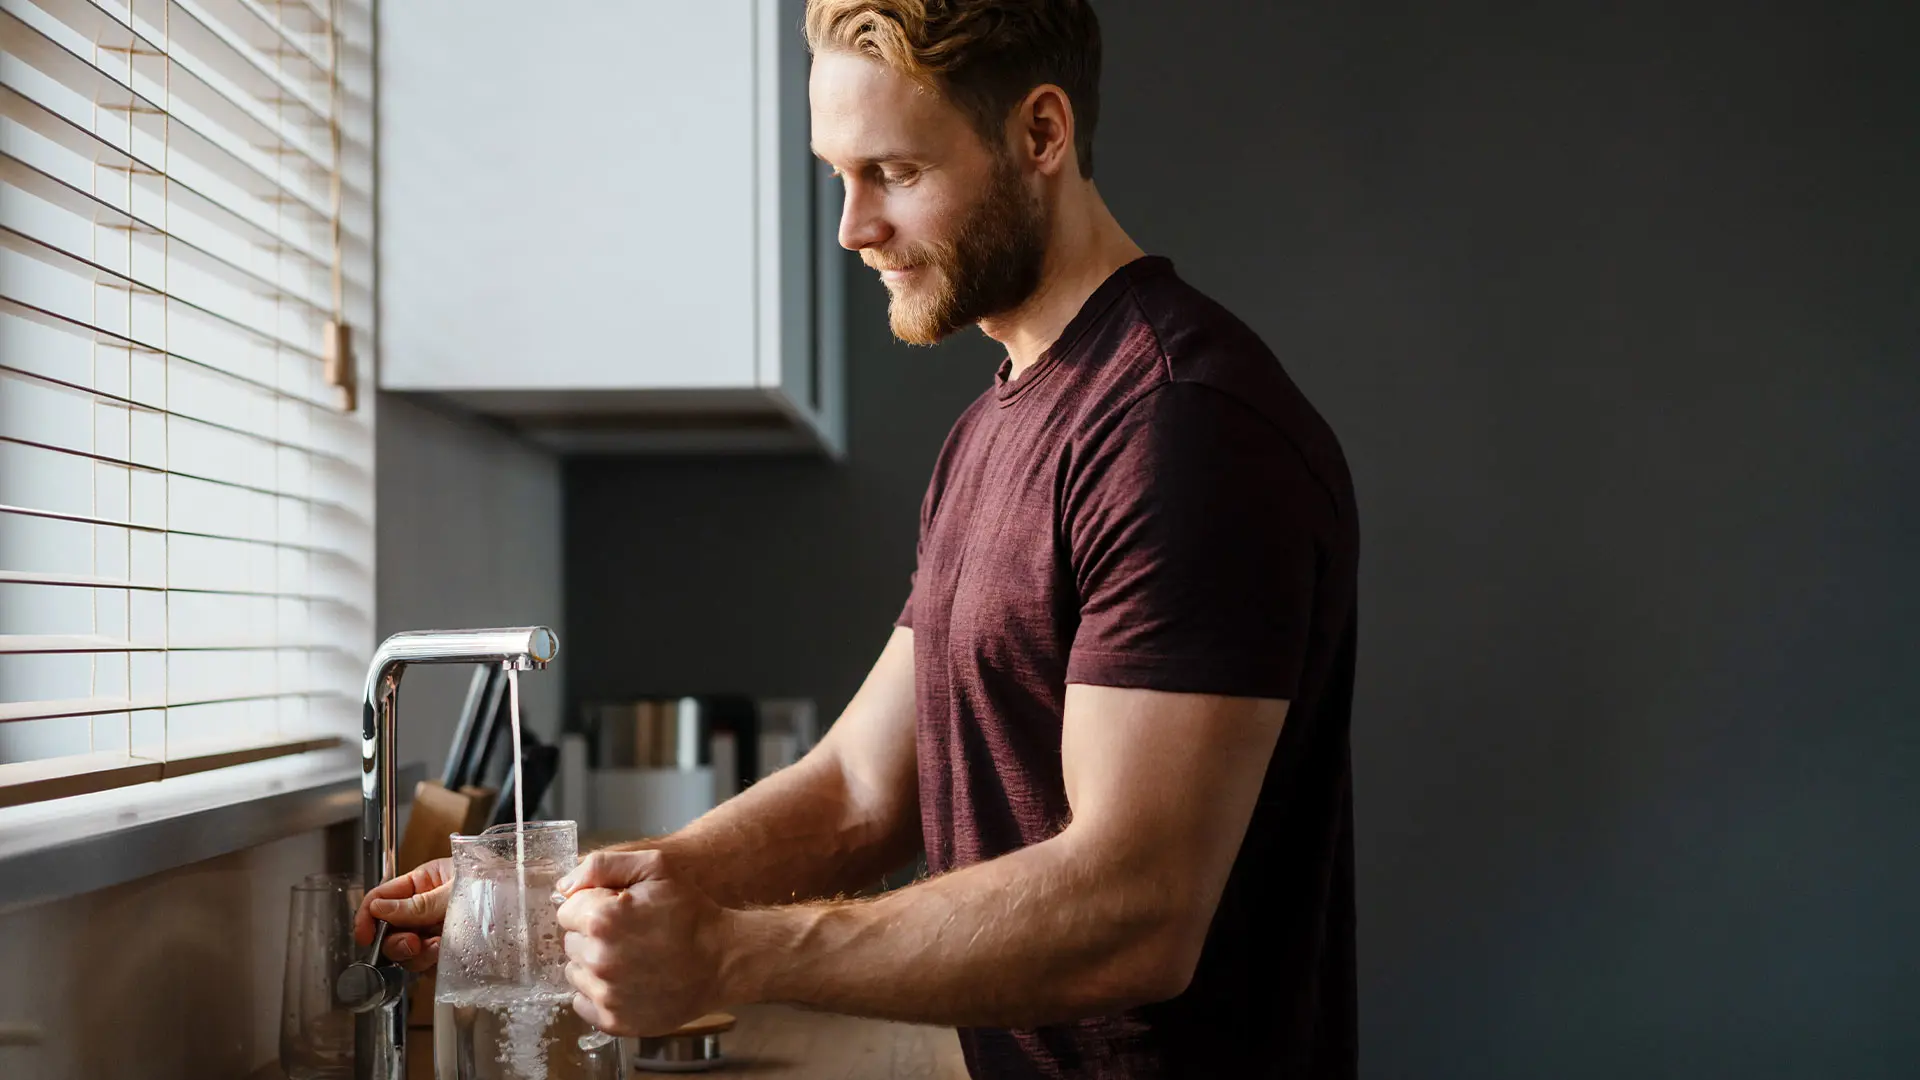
xmin=668 ymin=1012 xmax=736 ymax=1038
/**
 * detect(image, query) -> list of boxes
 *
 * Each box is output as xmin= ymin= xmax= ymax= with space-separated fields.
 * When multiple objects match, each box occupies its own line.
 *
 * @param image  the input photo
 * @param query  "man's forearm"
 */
xmin=607 ymin=749 xmax=919 ymax=909
xmin=719 ymin=829 xmax=1200 ymax=1029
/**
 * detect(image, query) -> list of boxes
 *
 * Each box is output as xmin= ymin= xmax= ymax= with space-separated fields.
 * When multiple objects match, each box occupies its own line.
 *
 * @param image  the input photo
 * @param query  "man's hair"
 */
xmin=804 ymin=0 xmax=1103 ymax=178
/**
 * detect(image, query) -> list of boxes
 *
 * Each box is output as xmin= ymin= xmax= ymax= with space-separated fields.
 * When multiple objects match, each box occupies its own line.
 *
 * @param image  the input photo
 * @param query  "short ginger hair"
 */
xmin=804 ymin=0 xmax=1104 ymax=178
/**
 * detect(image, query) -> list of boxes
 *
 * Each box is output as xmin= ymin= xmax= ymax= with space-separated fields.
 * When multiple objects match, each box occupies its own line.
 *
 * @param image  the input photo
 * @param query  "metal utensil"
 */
xmin=335 ymin=921 xmax=404 ymax=1015
xmin=440 ymin=665 xmax=494 ymax=789
xmin=452 ymin=666 xmax=511 ymax=791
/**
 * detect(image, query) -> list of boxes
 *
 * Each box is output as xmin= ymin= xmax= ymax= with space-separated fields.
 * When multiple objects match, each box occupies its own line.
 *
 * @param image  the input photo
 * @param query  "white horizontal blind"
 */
xmin=0 ymin=0 xmax=373 ymax=808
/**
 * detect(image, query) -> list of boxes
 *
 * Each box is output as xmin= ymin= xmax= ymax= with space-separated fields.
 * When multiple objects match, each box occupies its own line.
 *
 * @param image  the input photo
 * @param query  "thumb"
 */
xmin=556 ymin=849 xmax=666 ymax=896
xmin=368 ymin=883 xmax=448 ymax=926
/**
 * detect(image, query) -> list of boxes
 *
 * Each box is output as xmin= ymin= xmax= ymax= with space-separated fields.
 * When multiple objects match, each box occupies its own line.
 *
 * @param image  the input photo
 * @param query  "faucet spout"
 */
xmin=356 ymin=626 xmax=559 ymax=1080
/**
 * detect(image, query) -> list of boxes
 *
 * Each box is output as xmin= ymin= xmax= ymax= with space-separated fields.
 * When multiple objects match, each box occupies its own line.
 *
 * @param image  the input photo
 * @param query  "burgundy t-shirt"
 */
xmin=898 ymin=256 xmax=1359 ymax=1079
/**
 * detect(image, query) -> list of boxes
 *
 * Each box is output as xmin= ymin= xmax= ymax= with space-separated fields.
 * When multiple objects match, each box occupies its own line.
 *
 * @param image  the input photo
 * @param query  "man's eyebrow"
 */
xmin=810 ymin=145 xmax=922 ymax=167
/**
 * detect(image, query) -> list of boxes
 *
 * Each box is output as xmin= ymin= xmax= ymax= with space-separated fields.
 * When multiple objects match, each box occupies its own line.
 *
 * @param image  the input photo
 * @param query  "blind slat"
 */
xmin=0 ymin=84 xmax=334 ymax=269
xmin=0 ymin=224 xmax=326 ymax=361
xmin=0 ymin=633 xmax=158 ymax=653
xmin=0 ymin=294 xmax=337 ymax=409
xmin=0 ymin=501 xmax=352 ymax=558
xmin=0 ymin=149 xmax=331 ymax=316
xmin=0 ymin=689 xmax=349 ymax=724
xmin=0 ymin=752 xmax=162 ymax=808
xmin=0 ymin=362 xmax=362 ymax=467
xmin=184 ymin=0 xmax=331 ymax=98
xmin=0 ymin=569 xmax=359 ymax=606
xmin=0 ymin=736 xmax=344 ymax=808
xmin=0 ymin=434 xmax=365 ymax=519
xmin=1 ymin=6 xmax=333 ymax=223
xmin=32 ymin=0 xmax=334 ymax=168
xmin=0 ymin=634 xmax=350 ymax=654
xmin=163 ymin=0 xmax=332 ymax=122
xmin=256 ymin=0 xmax=329 ymax=37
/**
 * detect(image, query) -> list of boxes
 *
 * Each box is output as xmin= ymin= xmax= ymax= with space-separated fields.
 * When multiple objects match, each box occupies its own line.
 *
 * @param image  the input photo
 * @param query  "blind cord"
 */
xmin=322 ymin=0 xmax=354 ymax=412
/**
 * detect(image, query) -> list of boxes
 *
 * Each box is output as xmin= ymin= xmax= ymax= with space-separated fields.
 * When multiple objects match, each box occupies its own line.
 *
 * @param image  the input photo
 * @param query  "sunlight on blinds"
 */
xmin=0 ymin=0 xmax=374 ymax=809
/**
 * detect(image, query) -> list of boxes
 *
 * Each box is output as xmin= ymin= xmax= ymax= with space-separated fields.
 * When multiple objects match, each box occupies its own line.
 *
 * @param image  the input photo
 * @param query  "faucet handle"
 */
xmin=336 ymin=920 xmax=406 ymax=1014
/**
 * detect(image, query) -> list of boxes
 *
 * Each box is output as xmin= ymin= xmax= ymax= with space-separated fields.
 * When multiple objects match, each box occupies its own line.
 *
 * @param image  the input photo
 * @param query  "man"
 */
xmin=358 ymin=2 xmax=1359 ymax=1075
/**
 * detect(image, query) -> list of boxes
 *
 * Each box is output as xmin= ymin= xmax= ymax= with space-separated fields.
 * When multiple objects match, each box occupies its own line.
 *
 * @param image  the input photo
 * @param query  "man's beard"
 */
xmin=870 ymin=156 xmax=1047 ymax=346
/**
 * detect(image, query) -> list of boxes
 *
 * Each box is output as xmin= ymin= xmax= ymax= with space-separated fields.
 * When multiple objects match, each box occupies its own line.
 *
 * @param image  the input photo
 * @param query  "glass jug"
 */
xmin=433 ymin=821 xmax=623 ymax=1080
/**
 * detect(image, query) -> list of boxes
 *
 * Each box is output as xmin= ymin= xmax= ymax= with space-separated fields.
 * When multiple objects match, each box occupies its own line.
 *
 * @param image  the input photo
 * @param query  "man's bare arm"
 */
xmin=708 ymin=685 xmax=1286 ymax=1028
xmin=356 ymin=628 xmax=921 ymax=966
xmin=608 ymin=627 xmax=922 ymax=908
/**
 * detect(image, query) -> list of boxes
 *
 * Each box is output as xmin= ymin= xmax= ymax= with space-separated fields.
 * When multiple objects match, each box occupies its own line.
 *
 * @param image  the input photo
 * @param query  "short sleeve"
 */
xmin=1064 ymin=382 xmax=1327 ymax=699
xmin=895 ymin=457 xmax=941 ymax=630
xmin=895 ymin=568 xmax=917 ymax=629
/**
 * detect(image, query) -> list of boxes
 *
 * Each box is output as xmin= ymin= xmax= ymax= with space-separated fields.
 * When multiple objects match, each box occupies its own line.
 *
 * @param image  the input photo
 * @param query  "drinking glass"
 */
xmin=434 ymin=820 xmax=623 ymax=1080
xmin=281 ymin=872 xmax=361 ymax=1080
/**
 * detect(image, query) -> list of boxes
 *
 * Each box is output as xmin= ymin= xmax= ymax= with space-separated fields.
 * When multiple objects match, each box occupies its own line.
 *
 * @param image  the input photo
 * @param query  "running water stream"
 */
xmin=437 ymin=660 xmax=614 ymax=1080
xmin=506 ymin=664 xmax=530 ymax=981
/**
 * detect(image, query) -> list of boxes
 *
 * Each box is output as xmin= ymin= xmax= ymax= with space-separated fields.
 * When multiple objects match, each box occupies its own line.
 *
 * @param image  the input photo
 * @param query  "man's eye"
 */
xmin=881 ymin=168 xmax=919 ymax=186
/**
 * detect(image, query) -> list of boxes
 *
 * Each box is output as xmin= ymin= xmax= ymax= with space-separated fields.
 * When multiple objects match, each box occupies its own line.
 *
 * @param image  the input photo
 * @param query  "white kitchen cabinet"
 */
xmin=377 ymin=0 xmax=844 ymax=456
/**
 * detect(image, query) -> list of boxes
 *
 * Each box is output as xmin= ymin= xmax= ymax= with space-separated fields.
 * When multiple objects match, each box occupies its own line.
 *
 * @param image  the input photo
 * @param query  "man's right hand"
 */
xmin=353 ymin=858 xmax=453 ymax=973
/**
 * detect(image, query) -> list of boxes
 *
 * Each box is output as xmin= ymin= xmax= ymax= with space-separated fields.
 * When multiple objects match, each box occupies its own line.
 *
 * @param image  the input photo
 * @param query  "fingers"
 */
xmin=566 ymin=959 xmax=614 ymax=1001
xmin=403 ymin=938 xmax=441 ymax=974
xmin=556 ymin=849 xmax=664 ymax=896
xmin=566 ymin=961 xmax=633 ymax=1035
xmin=556 ymin=887 xmax=621 ymax=934
xmin=570 ymin=991 xmax=615 ymax=1034
xmin=382 ymin=931 xmax=435 ymax=966
xmin=353 ymin=858 xmax=453 ymax=944
xmin=365 ymin=881 xmax=451 ymax=929
xmin=378 ymin=932 xmax=442 ymax=971
xmin=383 ymin=930 xmax=422 ymax=963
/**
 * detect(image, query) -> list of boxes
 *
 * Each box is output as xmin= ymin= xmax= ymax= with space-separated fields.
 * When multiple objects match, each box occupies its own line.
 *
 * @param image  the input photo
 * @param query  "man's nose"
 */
xmin=837 ymin=182 xmax=891 ymax=252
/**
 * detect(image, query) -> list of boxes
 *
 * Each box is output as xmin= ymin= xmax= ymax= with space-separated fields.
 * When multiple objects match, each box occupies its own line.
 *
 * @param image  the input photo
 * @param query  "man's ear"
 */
xmin=1014 ymin=84 xmax=1077 ymax=178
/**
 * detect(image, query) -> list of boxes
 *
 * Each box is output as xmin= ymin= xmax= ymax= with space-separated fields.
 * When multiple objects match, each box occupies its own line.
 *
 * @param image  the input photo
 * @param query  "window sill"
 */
xmin=0 ymin=750 xmax=425 ymax=915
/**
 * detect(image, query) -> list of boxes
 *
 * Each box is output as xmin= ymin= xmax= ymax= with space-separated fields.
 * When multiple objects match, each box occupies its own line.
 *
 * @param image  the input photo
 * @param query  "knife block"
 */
xmin=398 ymin=779 xmax=495 ymax=874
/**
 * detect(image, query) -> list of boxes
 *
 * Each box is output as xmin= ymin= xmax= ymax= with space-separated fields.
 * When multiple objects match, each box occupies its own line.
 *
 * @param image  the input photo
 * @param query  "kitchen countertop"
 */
xmin=688 ymin=1004 xmax=966 ymax=1078
xmin=360 ymin=1003 xmax=966 ymax=1079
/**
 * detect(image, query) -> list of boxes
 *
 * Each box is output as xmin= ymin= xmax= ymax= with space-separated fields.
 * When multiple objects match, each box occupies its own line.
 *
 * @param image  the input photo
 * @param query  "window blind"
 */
xmin=0 ymin=0 xmax=373 ymax=809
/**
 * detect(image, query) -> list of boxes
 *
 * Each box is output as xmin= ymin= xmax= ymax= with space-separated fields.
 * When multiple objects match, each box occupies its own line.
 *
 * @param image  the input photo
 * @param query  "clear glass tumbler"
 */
xmin=281 ymin=871 xmax=361 ymax=1080
xmin=434 ymin=821 xmax=622 ymax=1080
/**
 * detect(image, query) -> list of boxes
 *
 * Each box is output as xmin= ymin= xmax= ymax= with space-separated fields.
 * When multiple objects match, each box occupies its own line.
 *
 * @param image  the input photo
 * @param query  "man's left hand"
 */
xmin=555 ymin=849 xmax=732 ymax=1036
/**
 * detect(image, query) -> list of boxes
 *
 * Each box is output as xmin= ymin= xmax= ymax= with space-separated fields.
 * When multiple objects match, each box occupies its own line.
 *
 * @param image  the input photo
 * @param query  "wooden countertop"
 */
xmin=248 ymin=1005 xmax=963 ymax=1079
xmin=373 ymin=1003 xmax=965 ymax=1079
xmin=691 ymin=1004 xmax=966 ymax=1078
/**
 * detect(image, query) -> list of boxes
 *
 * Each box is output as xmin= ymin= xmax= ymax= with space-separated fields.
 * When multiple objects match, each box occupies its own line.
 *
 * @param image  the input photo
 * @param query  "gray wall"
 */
xmin=564 ymin=282 xmax=986 ymax=712
xmin=567 ymin=3 xmax=1918 ymax=1076
xmin=376 ymin=394 xmax=566 ymax=779
xmin=0 ymin=830 xmax=330 ymax=1078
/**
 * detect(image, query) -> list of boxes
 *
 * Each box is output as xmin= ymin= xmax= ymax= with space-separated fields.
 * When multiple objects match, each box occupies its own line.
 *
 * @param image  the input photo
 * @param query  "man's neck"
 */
xmin=980 ymin=186 xmax=1145 ymax=378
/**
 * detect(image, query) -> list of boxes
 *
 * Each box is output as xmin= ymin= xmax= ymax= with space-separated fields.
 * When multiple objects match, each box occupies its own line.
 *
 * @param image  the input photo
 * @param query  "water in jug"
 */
xmin=432 ymin=820 xmax=621 ymax=1080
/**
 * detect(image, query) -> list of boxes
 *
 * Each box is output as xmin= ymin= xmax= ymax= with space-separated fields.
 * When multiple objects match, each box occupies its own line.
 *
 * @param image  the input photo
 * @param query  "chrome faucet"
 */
xmin=345 ymin=627 xmax=559 ymax=1080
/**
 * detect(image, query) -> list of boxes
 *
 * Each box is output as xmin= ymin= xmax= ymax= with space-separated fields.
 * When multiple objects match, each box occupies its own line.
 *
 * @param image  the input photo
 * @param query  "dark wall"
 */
xmin=566 ymin=3 xmax=1919 ymax=1076
xmin=564 ymin=289 xmax=991 ymax=711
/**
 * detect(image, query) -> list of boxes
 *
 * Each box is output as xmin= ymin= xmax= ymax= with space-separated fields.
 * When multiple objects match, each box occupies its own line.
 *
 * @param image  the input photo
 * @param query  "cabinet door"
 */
xmin=379 ymin=1 xmax=760 ymax=391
